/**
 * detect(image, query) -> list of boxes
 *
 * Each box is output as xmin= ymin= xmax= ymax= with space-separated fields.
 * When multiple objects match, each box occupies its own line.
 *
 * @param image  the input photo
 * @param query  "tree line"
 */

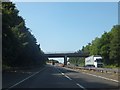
xmin=2 ymin=2 xmax=48 ymax=69
xmin=69 ymin=25 xmax=120 ymax=67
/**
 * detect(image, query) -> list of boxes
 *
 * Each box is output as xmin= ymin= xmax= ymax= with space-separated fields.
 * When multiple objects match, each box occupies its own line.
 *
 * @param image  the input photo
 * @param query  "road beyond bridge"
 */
xmin=45 ymin=52 xmax=89 ymax=65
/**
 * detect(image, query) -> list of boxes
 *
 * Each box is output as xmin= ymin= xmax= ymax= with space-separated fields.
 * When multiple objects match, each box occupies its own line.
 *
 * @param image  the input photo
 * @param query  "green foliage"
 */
xmin=82 ymin=43 xmax=91 ymax=55
xmin=68 ymin=57 xmax=85 ymax=66
xmin=2 ymin=2 xmax=47 ymax=68
xmin=109 ymin=25 xmax=120 ymax=67
xmin=103 ymin=65 xmax=117 ymax=68
xmin=100 ymin=32 xmax=111 ymax=65
xmin=90 ymin=37 xmax=101 ymax=55
xmin=69 ymin=25 xmax=120 ymax=67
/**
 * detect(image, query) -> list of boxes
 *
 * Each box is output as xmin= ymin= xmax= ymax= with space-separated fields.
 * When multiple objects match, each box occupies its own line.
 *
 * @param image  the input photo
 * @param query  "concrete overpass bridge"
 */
xmin=45 ymin=52 xmax=89 ymax=65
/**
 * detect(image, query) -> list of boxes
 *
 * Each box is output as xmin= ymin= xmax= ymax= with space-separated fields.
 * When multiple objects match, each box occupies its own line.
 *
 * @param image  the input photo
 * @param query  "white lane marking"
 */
xmin=64 ymin=75 xmax=72 ymax=80
xmin=61 ymin=73 xmax=64 ymax=75
xmin=76 ymin=83 xmax=87 ymax=90
xmin=82 ymin=72 xmax=119 ymax=83
xmin=56 ymin=68 xmax=72 ymax=80
xmin=56 ymin=67 xmax=86 ymax=90
xmin=7 ymin=67 xmax=46 ymax=90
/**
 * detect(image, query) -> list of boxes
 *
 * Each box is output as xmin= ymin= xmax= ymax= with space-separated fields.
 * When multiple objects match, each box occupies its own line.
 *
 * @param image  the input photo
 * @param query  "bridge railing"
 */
xmin=45 ymin=51 xmax=76 ymax=54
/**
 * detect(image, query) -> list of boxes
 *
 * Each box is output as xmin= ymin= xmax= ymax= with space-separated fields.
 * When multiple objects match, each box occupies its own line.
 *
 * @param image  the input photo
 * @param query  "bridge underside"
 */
xmin=45 ymin=53 xmax=89 ymax=65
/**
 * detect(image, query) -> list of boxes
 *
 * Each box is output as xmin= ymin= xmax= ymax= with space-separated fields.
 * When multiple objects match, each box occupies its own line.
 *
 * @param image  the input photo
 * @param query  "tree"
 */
xmin=81 ymin=43 xmax=91 ymax=55
xmin=109 ymin=25 xmax=120 ymax=66
xmin=100 ymin=32 xmax=111 ymax=65
xmin=2 ymin=2 xmax=47 ymax=68
xmin=76 ymin=25 xmax=120 ymax=67
xmin=89 ymin=37 xmax=101 ymax=55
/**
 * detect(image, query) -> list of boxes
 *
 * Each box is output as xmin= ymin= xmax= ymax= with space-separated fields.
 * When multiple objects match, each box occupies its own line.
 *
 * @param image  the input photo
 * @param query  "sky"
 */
xmin=15 ymin=2 xmax=118 ymax=63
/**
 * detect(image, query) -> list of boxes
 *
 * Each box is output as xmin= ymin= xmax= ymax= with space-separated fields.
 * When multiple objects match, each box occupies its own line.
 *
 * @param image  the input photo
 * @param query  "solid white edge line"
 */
xmin=7 ymin=67 xmax=46 ymax=89
xmin=82 ymin=72 xmax=119 ymax=83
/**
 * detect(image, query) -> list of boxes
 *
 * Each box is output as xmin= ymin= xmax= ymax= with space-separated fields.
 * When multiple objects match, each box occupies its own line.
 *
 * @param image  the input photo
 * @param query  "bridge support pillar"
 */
xmin=64 ymin=55 xmax=67 ymax=66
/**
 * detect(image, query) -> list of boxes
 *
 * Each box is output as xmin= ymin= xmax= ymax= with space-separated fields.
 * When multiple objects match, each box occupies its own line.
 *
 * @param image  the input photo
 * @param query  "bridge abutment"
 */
xmin=64 ymin=55 xmax=67 ymax=65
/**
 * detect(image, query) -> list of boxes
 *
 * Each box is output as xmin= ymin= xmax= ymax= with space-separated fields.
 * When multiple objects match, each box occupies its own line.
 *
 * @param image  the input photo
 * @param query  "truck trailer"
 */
xmin=85 ymin=55 xmax=103 ymax=68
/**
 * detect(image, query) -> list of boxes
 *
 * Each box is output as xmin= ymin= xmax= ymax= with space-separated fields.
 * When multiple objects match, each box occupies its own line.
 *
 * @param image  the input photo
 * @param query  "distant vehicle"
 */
xmin=67 ymin=62 xmax=70 ymax=65
xmin=85 ymin=55 xmax=103 ymax=68
xmin=52 ymin=62 xmax=55 ymax=65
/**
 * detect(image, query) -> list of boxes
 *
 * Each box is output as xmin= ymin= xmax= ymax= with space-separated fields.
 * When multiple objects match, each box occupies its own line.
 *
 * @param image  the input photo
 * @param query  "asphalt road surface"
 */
xmin=2 ymin=64 xmax=119 ymax=90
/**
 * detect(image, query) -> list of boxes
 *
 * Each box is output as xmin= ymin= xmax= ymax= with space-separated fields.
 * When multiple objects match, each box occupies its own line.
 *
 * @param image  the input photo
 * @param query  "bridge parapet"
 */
xmin=45 ymin=52 xmax=89 ymax=65
xmin=45 ymin=52 xmax=89 ymax=57
xmin=45 ymin=51 xmax=76 ymax=54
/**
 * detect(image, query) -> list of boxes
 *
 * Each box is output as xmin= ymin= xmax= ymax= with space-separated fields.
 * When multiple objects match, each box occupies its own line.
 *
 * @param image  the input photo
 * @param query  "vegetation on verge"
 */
xmin=69 ymin=25 xmax=120 ymax=68
xmin=2 ymin=2 xmax=48 ymax=70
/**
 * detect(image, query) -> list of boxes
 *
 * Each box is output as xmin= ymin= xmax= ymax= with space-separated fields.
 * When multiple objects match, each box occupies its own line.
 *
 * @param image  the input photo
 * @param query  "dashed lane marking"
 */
xmin=76 ymin=83 xmax=87 ymax=90
xmin=61 ymin=72 xmax=64 ymax=75
xmin=64 ymin=74 xmax=72 ymax=80
xmin=56 ymin=67 xmax=86 ymax=90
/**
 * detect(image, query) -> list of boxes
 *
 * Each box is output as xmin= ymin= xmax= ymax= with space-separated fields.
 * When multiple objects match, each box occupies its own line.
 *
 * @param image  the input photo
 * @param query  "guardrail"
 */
xmin=66 ymin=65 xmax=119 ymax=74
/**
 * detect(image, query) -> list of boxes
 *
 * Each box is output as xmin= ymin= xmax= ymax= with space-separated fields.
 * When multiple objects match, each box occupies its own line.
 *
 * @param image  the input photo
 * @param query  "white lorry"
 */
xmin=85 ymin=55 xmax=103 ymax=68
